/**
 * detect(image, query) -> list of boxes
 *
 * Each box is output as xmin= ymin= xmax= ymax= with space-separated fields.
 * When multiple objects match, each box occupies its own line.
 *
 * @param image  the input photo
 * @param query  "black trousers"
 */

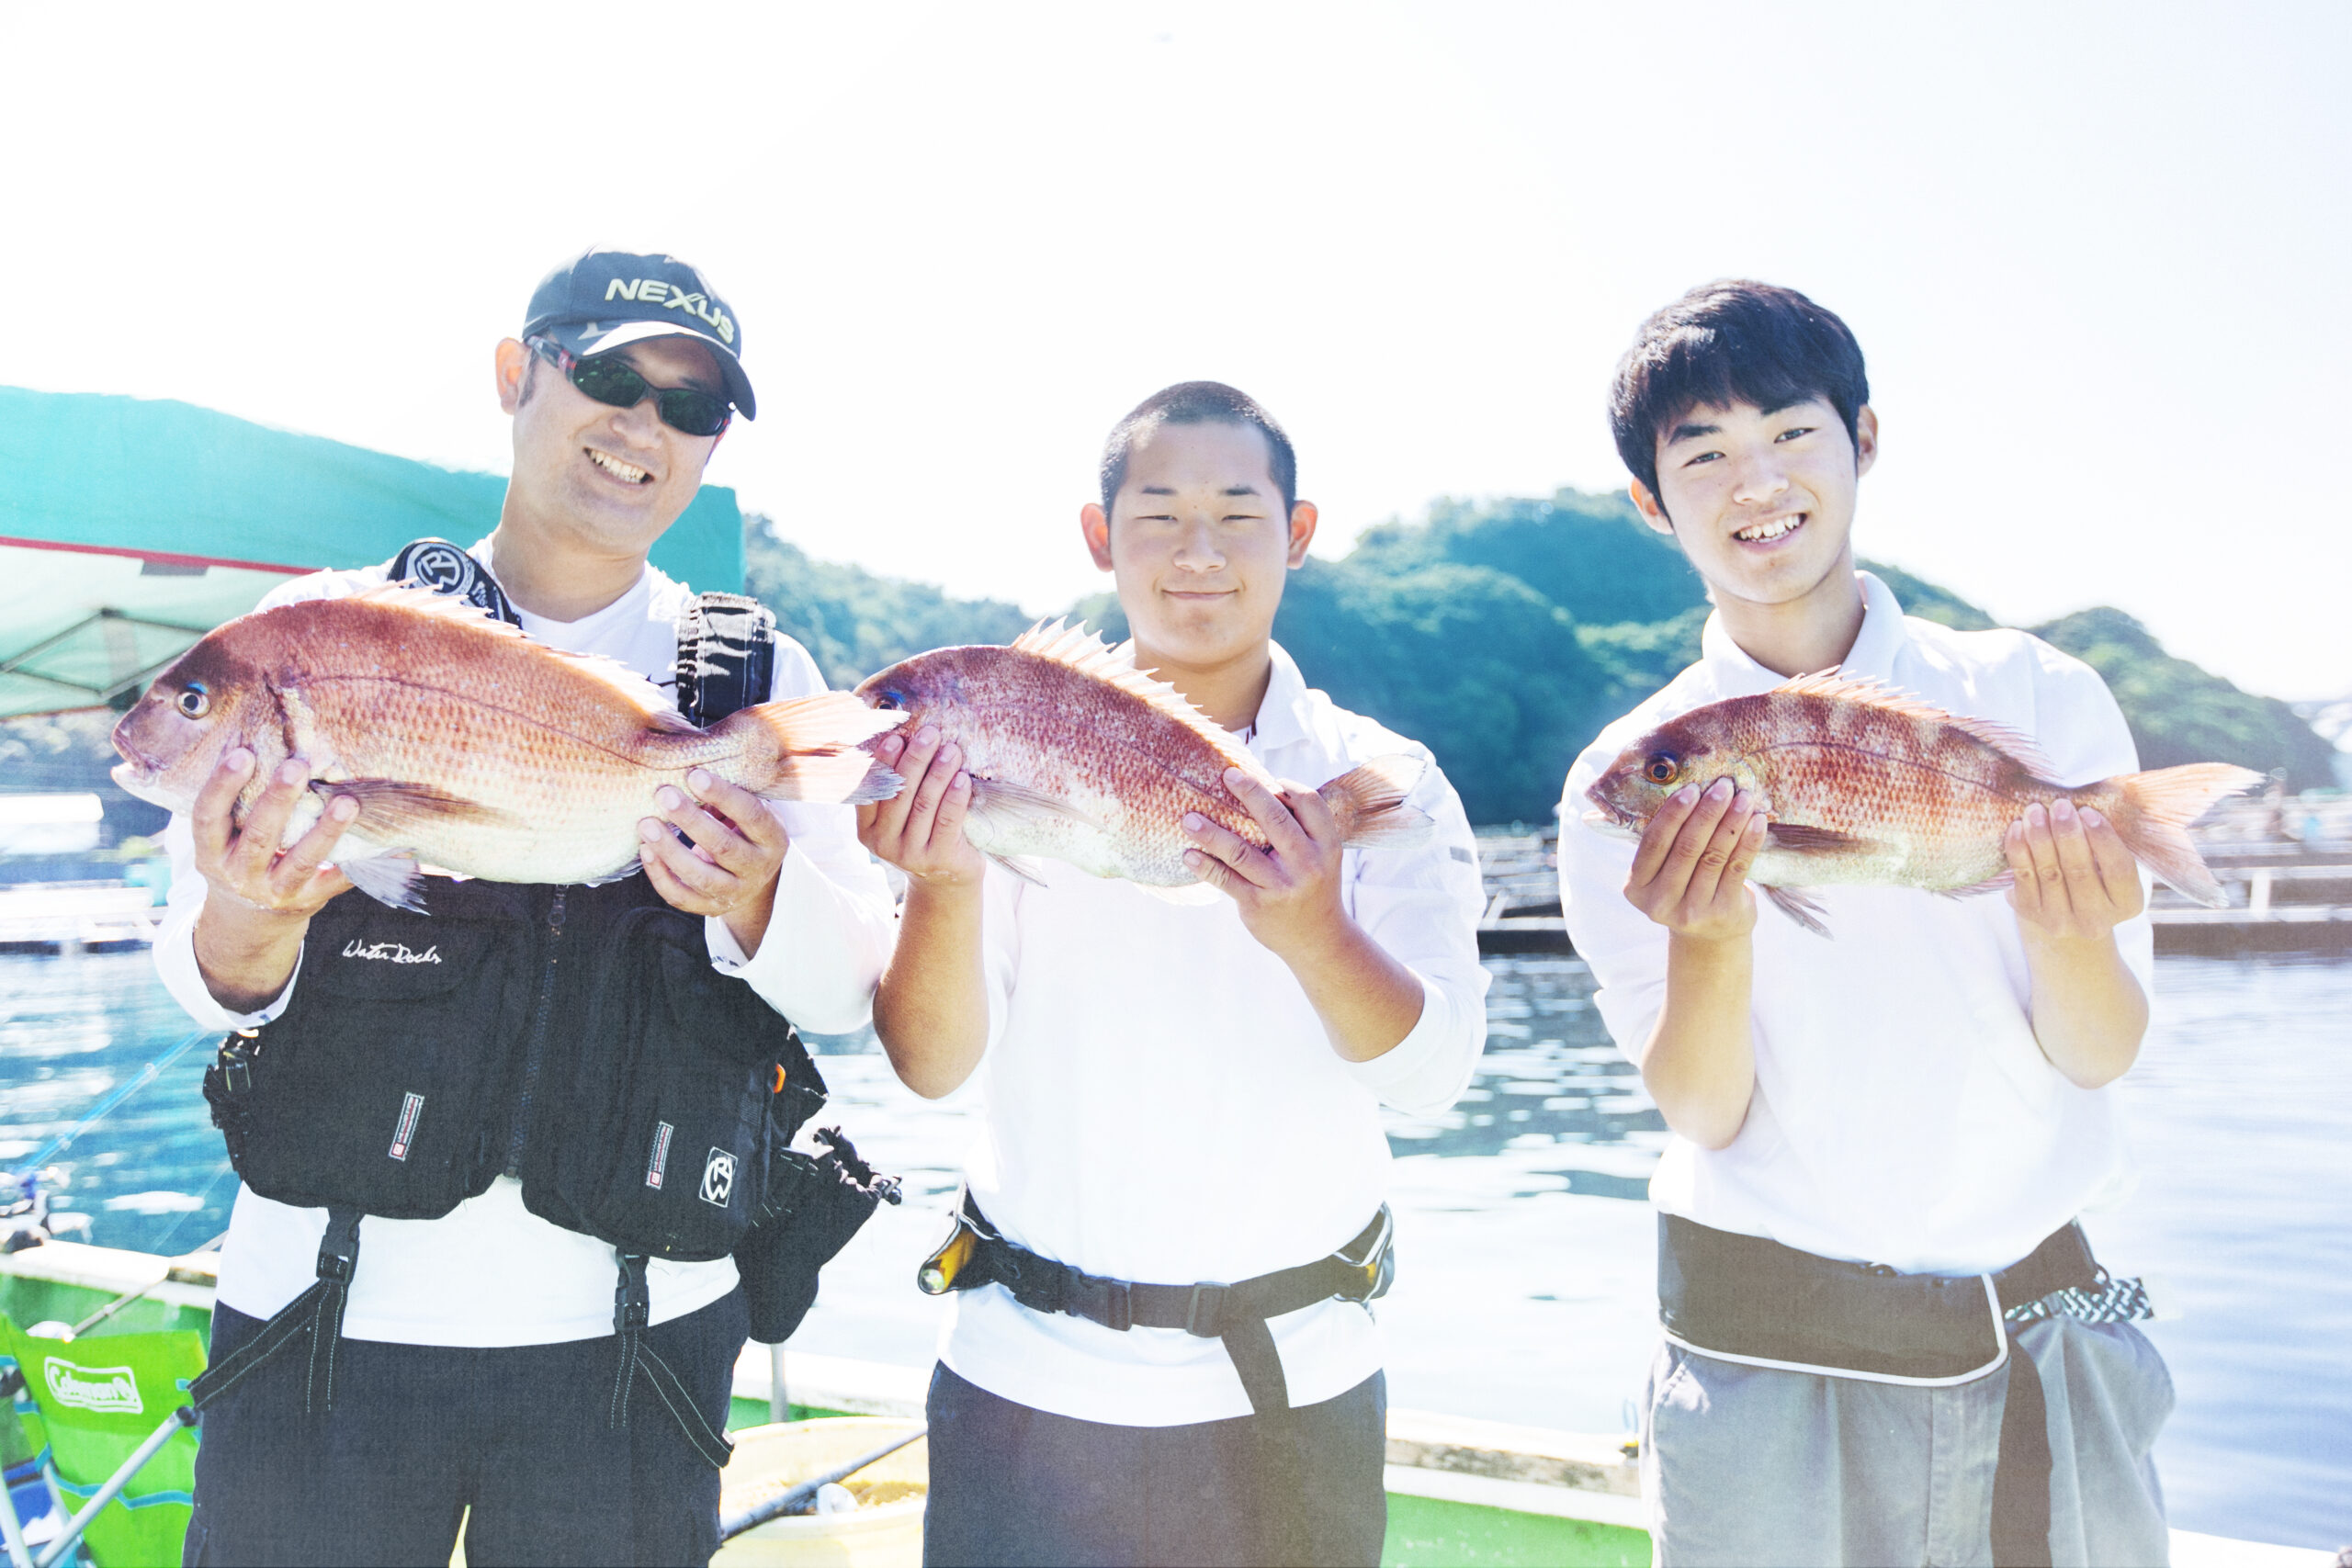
xmin=922 ymin=1362 xmax=1388 ymax=1568
xmin=183 ymin=1287 xmax=747 ymax=1568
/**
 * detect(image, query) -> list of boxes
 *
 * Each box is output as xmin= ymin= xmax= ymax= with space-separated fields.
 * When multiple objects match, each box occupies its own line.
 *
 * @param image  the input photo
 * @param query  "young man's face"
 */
xmin=1080 ymin=419 xmax=1317 ymax=670
xmin=497 ymin=334 xmax=726 ymax=557
xmin=1631 ymin=396 xmax=1879 ymax=615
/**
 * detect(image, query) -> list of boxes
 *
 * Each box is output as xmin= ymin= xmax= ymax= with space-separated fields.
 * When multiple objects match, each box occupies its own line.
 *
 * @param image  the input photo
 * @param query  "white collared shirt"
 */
xmin=1556 ymin=572 xmax=2154 ymax=1277
xmin=939 ymin=641 xmax=1490 ymax=1426
xmin=152 ymin=546 xmax=896 ymax=1345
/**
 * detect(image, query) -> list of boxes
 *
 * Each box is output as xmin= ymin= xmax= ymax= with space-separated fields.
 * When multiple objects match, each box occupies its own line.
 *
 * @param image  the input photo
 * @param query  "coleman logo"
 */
xmin=646 ymin=1121 xmax=675 ymax=1190
xmin=389 ymin=1092 xmax=424 ymax=1161
xmin=699 ymin=1148 xmax=735 ymax=1208
xmin=601 ymin=277 xmax=737 ymax=344
xmin=44 ymin=1359 xmax=141 ymax=1416
xmin=342 ymin=940 xmax=440 ymax=965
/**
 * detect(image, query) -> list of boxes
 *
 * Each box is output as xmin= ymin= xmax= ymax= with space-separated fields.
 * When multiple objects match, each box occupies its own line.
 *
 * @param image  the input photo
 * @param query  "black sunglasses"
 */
xmin=527 ymin=336 xmax=733 ymax=438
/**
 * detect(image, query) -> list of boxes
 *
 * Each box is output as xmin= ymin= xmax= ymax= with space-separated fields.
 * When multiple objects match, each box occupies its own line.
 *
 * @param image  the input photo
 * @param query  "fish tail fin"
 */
xmin=718 ymin=694 xmax=909 ymax=806
xmin=2106 ymin=763 xmax=2264 ymax=907
xmin=1320 ymin=752 xmax=1435 ymax=850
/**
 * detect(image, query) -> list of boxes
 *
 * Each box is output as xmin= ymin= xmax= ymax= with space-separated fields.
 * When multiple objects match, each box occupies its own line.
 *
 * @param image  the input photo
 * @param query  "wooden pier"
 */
xmin=1476 ymin=795 xmax=2352 ymax=958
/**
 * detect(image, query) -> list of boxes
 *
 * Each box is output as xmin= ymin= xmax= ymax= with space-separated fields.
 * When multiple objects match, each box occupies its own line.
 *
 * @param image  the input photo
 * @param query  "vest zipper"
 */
xmin=503 ymin=887 xmax=568 ymax=1178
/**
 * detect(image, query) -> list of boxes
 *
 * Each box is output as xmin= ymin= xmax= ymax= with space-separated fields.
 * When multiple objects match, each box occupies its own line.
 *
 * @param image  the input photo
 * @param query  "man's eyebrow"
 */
xmin=1666 ymin=420 xmax=1722 ymax=445
xmin=1139 ymin=485 xmax=1178 ymax=496
xmin=1221 ymin=484 xmax=1262 ymax=498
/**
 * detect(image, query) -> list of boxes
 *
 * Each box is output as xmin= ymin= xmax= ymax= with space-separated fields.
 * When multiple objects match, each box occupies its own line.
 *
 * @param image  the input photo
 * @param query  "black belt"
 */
xmin=924 ymin=1198 xmax=1395 ymax=1419
xmin=1658 ymin=1214 xmax=2135 ymax=1567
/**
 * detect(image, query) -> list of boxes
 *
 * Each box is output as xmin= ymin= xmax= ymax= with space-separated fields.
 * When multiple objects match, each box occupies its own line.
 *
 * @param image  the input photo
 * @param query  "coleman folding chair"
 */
xmin=0 ymin=1316 xmax=202 ymax=1568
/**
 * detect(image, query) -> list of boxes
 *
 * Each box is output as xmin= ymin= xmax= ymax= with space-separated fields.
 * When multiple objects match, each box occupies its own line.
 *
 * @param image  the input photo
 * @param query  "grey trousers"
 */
xmin=1642 ymin=1316 xmax=2174 ymax=1567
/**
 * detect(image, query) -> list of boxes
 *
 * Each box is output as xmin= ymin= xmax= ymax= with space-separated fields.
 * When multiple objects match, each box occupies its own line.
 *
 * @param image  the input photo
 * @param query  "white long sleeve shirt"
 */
xmin=153 ymin=545 xmax=896 ymax=1344
xmin=1556 ymin=571 xmax=2154 ymax=1279
xmin=939 ymin=640 xmax=1490 ymax=1426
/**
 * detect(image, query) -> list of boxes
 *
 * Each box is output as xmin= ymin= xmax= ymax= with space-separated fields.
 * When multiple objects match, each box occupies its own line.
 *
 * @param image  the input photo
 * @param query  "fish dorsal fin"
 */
xmin=337 ymin=583 xmax=687 ymax=727
xmin=1009 ymin=620 xmax=1237 ymax=746
xmin=1769 ymin=668 xmax=2055 ymax=777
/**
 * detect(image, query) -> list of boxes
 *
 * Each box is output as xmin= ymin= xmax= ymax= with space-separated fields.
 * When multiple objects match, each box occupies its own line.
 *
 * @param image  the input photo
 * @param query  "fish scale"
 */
xmin=1586 ymin=671 xmax=2262 ymax=936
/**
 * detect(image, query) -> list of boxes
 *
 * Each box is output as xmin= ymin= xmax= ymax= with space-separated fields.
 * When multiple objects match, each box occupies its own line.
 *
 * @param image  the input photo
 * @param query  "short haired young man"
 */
xmin=1557 ymin=282 xmax=2173 ymax=1567
xmin=152 ymin=249 xmax=895 ymax=1566
xmin=860 ymin=383 xmax=1489 ymax=1567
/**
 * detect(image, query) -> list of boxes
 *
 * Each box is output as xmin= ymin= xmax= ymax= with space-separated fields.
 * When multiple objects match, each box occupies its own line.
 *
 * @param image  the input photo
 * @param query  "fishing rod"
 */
xmin=718 ymin=1427 xmax=927 ymax=1540
xmin=5 ymin=1027 xmax=211 ymax=1181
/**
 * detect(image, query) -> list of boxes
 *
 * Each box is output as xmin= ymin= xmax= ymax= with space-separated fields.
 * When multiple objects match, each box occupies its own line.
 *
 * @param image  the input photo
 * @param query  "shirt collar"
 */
xmin=1698 ymin=569 xmax=1909 ymax=694
xmin=1105 ymin=637 xmax=1315 ymax=751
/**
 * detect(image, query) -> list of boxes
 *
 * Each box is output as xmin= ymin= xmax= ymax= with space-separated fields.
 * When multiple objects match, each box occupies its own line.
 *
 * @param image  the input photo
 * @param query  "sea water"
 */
xmin=2 ymin=948 xmax=2346 ymax=1550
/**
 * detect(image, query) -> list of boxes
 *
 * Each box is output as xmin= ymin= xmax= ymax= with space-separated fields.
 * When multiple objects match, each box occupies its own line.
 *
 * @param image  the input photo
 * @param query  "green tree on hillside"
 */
xmin=2031 ymin=608 xmax=2337 ymax=790
xmin=743 ymin=516 xmax=1031 ymax=690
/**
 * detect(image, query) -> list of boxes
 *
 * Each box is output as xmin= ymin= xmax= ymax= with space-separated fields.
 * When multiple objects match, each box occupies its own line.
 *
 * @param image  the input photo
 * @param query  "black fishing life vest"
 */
xmin=188 ymin=546 xmax=888 ymax=1469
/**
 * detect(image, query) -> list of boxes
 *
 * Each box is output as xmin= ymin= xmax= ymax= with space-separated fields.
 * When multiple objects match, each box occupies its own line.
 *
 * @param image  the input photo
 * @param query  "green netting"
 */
xmin=3 ymin=1316 xmax=204 ymax=1568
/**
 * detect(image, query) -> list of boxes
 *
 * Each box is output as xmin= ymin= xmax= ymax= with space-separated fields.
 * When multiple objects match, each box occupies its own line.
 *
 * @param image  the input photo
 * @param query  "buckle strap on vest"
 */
xmin=607 ymin=1254 xmax=735 ymax=1472
xmin=189 ymin=1207 xmax=362 ymax=1416
xmin=955 ymin=1202 xmax=1394 ymax=1418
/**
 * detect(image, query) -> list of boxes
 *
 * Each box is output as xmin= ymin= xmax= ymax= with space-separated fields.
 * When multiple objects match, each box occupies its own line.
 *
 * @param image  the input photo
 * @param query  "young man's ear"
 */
xmin=1080 ymin=502 xmax=1114 ymax=572
xmin=1628 ymin=479 xmax=1674 ymax=536
xmin=1852 ymin=405 xmax=1880 ymax=479
xmin=494 ymin=338 xmax=530 ymax=416
xmin=1285 ymin=501 xmax=1319 ymax=568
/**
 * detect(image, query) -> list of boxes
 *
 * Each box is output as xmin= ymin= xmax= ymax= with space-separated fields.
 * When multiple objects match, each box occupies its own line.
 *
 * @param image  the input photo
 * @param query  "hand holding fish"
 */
xmin=1622 ymin=779 xmax=1771 ymax=943
xmin=1182 ymin=767 xmax=1349 ymax=956
xmin=1182 ymin=765 xmax=1431 ymax=1065
xmin=188 ymin=748 xmax=357 ymax=1012
xmin=856 ymin=729 xmax=986 ymax=888
xmin=638 ymin=770 xmax=792 ymax=957
xmin=2003 ymin=800 xmax=2145 ymax=943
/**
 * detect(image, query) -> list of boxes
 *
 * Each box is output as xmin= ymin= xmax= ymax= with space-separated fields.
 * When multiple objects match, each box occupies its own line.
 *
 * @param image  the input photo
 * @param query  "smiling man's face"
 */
xmin=500 ymin=333 xmax=726 ymax=558
xmin=1082 ymin=419 xmax=1316 ymax=676
xmin=1632 ymin=395 xmax=1878 ymax=619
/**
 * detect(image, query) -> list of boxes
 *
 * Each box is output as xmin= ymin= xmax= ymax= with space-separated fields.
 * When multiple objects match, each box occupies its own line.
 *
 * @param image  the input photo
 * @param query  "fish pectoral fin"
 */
xmin=582 ymin=859 xmax=645 ymax=888
xmin=322 ymin=779 xmax=515 ymax=836
xmin=1934 ymin=873 xmax=2017 ymax=900
xmin=339 ymin=851 xmax=428 ymax=913
xmin=1140 ymin=880 xmax=1225 ymax=908
xmin=1758 ymin=884 xmax=1833 ymax=938
xmin=1764 ymin=822 xmax=1881 ymax=855
xmin=984 ymin=852 xmax=1050 ymax=887
xmin=966 ymin=776 xmax=1097 ymax=834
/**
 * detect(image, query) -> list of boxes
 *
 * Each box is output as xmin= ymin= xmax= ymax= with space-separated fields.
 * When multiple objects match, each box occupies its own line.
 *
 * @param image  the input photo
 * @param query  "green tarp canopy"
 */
xmin=0 ymin=385 xmax=742 ymax=718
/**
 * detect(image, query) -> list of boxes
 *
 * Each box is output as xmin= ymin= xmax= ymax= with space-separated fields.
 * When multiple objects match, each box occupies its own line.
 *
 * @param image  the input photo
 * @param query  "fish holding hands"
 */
xmin=109 ymin=585 xmax=906 ymax=911
xmin=1584 ymin=671 xmax=2262 ymax=936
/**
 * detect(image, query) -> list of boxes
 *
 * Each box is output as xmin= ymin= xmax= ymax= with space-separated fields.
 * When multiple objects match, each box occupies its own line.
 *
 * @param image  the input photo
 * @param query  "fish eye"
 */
xmin=176 ymin=682 xmax=211 ymax=719
xmin=872 ymin=688 xmax=909 ymax=712
xmin=1644 ymin=752 xmax=1679 ymax=785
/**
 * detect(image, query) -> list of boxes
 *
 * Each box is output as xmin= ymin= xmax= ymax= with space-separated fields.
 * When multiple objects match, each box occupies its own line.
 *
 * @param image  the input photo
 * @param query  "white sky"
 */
xmin=6 ymin=2 xmax=2346 ymax=699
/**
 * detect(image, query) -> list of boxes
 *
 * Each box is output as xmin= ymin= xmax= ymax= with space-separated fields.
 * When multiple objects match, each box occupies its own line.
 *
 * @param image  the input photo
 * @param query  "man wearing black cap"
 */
xmin=151 ymin=250 xmax=895 ymax=1566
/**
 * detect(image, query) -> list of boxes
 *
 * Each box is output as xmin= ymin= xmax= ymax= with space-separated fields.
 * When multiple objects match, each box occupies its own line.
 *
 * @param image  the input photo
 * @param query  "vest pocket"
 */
xmin=522 ymin=908 xmax=796 ymax=1259
xmin=209 ymin=890 xmax=532 ymax=1218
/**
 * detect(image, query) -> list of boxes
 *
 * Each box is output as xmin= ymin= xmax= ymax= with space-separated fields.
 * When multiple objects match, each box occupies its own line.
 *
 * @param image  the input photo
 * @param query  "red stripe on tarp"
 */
xmin=0 ymin=536 xmax=315 ymax=574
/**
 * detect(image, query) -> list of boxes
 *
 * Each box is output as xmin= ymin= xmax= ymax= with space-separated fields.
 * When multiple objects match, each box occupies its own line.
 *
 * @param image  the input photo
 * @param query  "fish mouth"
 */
xmin=1581 ymin=784 xmax=1644 ymax=833
xmin=1731 ymin=511 xmax=1807 ymax=546
xmin=1580 ymin=807 xmax=1639 ymax=841
xmin=585 ymin=446 xmax=656 ymax=486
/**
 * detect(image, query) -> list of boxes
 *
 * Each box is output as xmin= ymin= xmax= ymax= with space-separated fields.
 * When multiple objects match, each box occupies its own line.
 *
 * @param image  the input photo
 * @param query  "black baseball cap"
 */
xmin=522 ymin=248 xmax=756 ymax=420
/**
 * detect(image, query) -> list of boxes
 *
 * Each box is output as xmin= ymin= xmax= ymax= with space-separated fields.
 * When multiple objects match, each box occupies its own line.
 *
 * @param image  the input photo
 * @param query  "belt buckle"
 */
xmin=1331 ymin=1204 xmax=1395 ymax=1299
xmin=1182 ymin=1280 xmax=1229 ymax=1338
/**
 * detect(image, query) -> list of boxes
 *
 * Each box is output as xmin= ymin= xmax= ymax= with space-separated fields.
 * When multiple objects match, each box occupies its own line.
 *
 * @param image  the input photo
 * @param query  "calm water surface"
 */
xmin=1 ymin=949 xmax=2345 ymax=1549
